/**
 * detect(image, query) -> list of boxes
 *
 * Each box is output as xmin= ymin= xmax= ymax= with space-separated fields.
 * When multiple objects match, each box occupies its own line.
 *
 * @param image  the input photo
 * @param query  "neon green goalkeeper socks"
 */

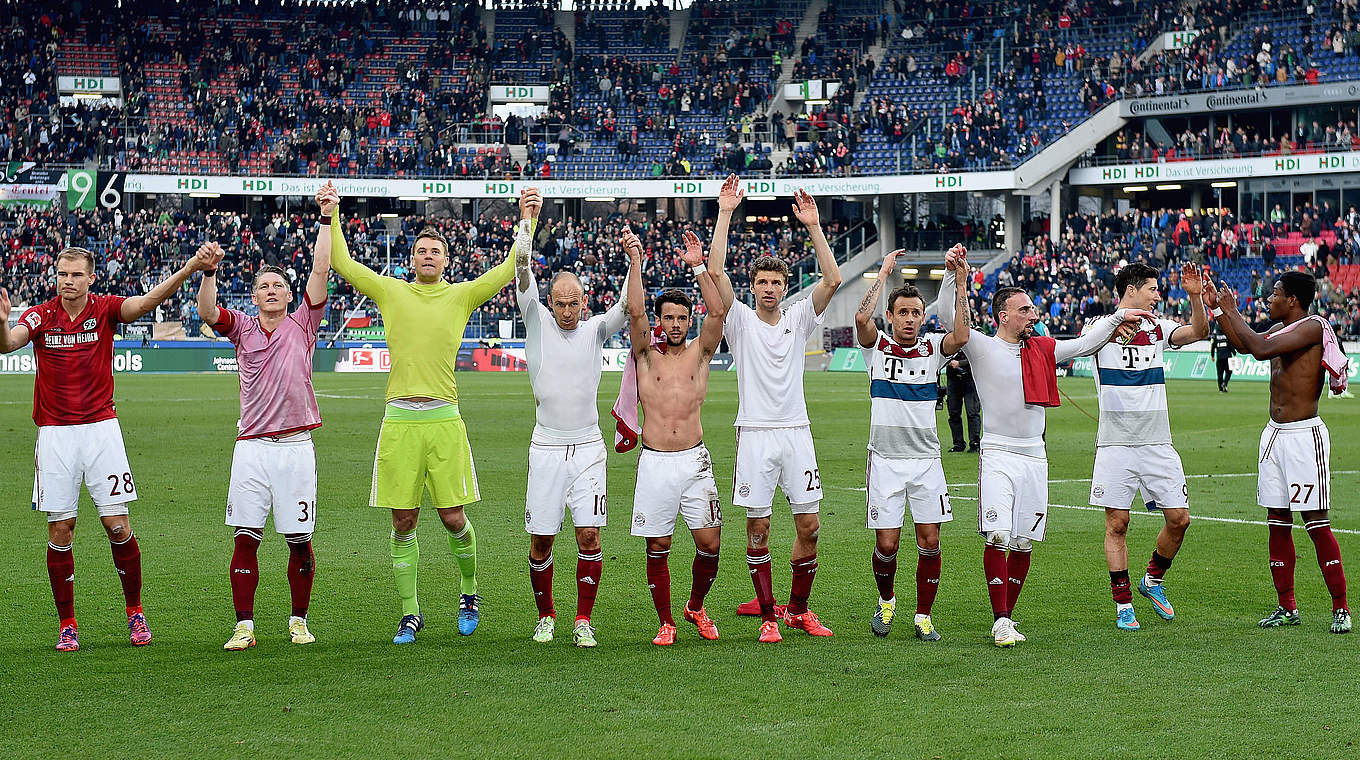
xmin=449 ymin=521 xmax=477 ymax=596
xmin=390 ymin=530 xmax=420 ymax=616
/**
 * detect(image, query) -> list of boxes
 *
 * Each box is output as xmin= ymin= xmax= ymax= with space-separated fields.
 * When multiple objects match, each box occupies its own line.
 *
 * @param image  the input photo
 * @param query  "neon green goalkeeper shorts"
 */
xmin=370 ymin=403 xmax=481 ymax=509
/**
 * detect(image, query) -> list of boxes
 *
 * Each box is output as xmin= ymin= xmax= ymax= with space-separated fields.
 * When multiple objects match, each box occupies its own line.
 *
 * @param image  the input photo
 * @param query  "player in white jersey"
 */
xmin=855 ymin=249 xmax=970 ymax=642
xmin=707 ymin=175 xmax=843 ymax=643
xmin=1087 ymin=261 xmax=1209 ymax=631
xmin=937 ymin=246 xmax=1153 ymax=647
xmin=199 ymin=182 xmax=335 ymax=651
xmin=515 ymin=220 xmax=627 ymax=649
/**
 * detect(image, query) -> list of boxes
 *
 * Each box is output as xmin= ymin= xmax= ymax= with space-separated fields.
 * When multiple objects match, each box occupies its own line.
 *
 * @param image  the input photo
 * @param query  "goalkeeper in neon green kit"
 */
xmin=330 ymin=188 xmax=542 ymax=642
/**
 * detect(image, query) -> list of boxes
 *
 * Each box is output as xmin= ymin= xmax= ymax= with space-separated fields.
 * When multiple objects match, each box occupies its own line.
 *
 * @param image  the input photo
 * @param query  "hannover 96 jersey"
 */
xmin=20 ymin=294 xmax=127 ymax=427
xmin=1087 ymin=317 xmax=1185 ymax=447
xmin=861 ymin=331 xmax=946 ymax=458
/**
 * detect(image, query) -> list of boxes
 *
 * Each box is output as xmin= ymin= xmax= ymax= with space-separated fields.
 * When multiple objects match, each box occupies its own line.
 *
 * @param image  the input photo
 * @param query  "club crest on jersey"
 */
xmin=24 ymin=312 xmax=41 ymax=329
xmin=82 ymin=319 xmax=97 ymax=331
xmin=879 ymin=335 xmax=933 ymax=359
xmin=1126 ymin=323 xmax=1163 ymax=346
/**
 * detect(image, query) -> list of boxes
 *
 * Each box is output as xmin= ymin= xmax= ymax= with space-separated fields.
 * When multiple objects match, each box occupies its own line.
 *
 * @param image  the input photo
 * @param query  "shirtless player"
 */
xmin=622 ymin=224 xmax=728 ymax=646
xmin=1208 ymin=272 xmax=1350 ymax=634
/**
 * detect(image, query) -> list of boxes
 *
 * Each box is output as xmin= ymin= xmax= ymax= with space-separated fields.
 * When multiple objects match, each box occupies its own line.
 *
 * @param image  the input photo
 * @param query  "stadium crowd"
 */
xmin=972 ymin=204 xmax=1360 ymax=338
xmin=1101 ymin=116 xmax=1360 ymax=164
xmin=6 ymin=0 xmax=1357 ymax=179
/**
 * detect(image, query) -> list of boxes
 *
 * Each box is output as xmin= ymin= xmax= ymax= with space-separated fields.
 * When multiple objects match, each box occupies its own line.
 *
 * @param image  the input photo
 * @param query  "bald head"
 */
xmin=547 ymin=271 xmax=586 ymax=331
xmin=549 ymin=271 xmax=584 ymax=299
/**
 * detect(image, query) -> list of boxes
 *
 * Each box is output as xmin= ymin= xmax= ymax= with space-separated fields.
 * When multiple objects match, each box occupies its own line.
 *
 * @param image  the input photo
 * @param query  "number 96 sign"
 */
xmin=65 ymin=170 xmax=124 ymax=211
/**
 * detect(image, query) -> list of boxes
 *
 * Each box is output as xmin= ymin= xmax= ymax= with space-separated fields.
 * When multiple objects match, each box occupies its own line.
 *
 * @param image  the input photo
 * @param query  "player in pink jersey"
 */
xmin=197 ymin=182 xmax=336 ymax=651
xmin=0 ymin=244 xmax=218 ymax=651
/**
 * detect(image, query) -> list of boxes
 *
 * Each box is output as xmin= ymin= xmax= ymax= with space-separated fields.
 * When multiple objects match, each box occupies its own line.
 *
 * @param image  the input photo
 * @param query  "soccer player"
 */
xmin=707 ymin=176 xmax=842 ymax=642
xmin=855 ymin=248 xmax=970 ymax=641
xmin=621 ymin=224 xmax=727 ymax=646
xmin=199 ymin=182 xmax=336 ymax=650
xmin=330 ymin=187 xmax=542 ymax=643
xmin=515 ymin=218 xmax=627 ymax=649
xmin=937 ymin=245 xmax=1152 ymax=647
xmin=0 ymin=244 xmax=218 ymax=651
xmin=1207 ymin=273 xmax=1350 ymax=634
xmin=1089 ymin=262 xmax=1208 ymax=631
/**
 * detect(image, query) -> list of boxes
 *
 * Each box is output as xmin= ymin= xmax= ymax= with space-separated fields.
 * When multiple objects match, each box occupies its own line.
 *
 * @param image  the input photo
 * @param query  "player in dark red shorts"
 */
xmin=0 ymin=244 xmax=218 ymax=651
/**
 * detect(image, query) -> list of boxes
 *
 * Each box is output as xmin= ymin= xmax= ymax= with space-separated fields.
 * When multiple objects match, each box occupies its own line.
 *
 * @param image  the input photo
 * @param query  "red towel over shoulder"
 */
xmin=1020 ymin=335 xmax=1061 ymax=407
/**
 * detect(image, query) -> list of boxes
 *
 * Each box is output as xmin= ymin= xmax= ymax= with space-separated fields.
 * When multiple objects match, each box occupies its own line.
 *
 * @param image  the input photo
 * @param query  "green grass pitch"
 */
xmin=0 ymin=372 xmax=1354 ymax=759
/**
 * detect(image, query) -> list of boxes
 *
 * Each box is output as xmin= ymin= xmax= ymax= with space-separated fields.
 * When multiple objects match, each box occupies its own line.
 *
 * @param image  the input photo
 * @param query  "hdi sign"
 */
xmin=490 ymin=85 xmax=550 ymax=103
xmin=1070 ymin=151 xmax=1360 ymax=185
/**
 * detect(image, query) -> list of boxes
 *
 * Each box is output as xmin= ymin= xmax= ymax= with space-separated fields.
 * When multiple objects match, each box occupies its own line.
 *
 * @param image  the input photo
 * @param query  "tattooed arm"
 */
xmin=941 ymin=250 xmax=971 ymax=355
xmin=855 ymin=249 xmax=901 ymax=348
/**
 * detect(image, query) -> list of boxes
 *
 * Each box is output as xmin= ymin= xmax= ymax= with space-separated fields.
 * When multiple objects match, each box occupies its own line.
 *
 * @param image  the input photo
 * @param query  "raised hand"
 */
xmin=520 ymin=187 xmax=543 ymax=219
xmin=1202 ymin=277 xmax=1220 ymax=308
xmin=791 ymin=188 xmax=820 ymax=228
xmin=315 ymin=181 xmax=339 ymax=216
xmin=207 ymin=242 xmax=226 ymax=270
xmin=954 ymin=252 xmax=971 ymax=286
xmin=1217 ymin=285 xmax=1237 ymax=313
xmin=620 ymin=224 xmax=643 ymax=261
xmin=680 ymin=230 xmax=705 ymax=267
xmin=878 ymin=248 xmax=902 ymax=277
xmin=1180 ymin=262 xmax=1203 ymax=296
xmin=718 ymin=173 xmax=744 ymax=212
xmin=191 ymin=242 xmax=219 ymax=272
xmin=944 ymin=243 xmax=968 ymax=271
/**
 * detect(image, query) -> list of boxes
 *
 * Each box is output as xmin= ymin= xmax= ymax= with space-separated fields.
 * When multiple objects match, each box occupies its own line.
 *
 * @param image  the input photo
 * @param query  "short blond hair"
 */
xmin=56 ymin=246 xmax=96 ymax=272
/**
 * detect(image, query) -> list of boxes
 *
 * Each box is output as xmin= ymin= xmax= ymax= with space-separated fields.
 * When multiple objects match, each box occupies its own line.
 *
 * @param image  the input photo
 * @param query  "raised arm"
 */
xmin=708 ymin=173 xmax=743 ymax=309
xmin=0 ymin=287 xmax=30 ymax=353
xmin=307 ymin=182 xmax=336 ymax=307
xmin=465 ymin=187 xmax=541 ymax=306
xmin=682 ymin=230 xmax=727 ymax=356
xmin=329 ymin=207 xmax=387 ymax=299
xmin=1209 ymin=285 xmax=1321 ymax=359
xmin=855 ymin=248 xmax=899 ymax=348
xmin=120 ymin=245 xmax=216 ymax=322
xmin=793 ymin=188 xmax=842 ymax=315
xmin=194 ymin=242 xmax=227 ymax=326
xmin=621 ymin=224 xmax=651 ymax=362
xmin=1054 ymin=307 xmax=1155 ymax=362
xmin=940 ymin=251 xmax=972 ymax=355
xmin=1169 ymin=262 xmax=1209 ymax=346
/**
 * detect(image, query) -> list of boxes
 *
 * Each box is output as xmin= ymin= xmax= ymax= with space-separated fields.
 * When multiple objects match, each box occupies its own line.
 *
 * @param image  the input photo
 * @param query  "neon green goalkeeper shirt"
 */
xmin=330 ymin=213 xmax=532 ymax=405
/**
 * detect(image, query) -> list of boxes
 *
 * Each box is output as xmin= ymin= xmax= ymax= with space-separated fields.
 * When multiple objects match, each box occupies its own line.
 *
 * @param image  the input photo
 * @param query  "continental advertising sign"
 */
xmin=1119 ymin=80 xmax=1360 ymax=117
xmin=1068 ymin=151 xmax=1360 ymax=186
xmin=123 ymin=171 xmax=1017 ymax=198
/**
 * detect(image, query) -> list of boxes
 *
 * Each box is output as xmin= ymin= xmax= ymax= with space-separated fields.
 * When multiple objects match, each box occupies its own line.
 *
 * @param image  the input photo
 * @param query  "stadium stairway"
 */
xmin=669 ymin=5 xmax=690 ymax=52
xmin=768 ymin=0 xmax=829 ymax=119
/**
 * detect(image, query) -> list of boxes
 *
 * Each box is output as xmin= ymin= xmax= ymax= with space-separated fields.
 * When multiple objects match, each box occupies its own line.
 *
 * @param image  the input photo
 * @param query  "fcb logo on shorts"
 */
xmin=525 ymin=509 xmax=532 ymax=525
xmin=869 ymin=507 xmax=879 ymax=521
xmin=738 ymin=483 xmax=751 ymax=498
xmin=985 ymin=509 xmax=998 ymax=522
xmin=1092 ymin=486 xmax=1105 ymax=499
xmin=634 ymin=514 xmax=645 ymax=527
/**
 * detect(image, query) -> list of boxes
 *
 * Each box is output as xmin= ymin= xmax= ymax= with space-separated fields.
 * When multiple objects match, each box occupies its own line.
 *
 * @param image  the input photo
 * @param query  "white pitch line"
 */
xmin=947 ymin=495 xmax=1360 ymax=535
